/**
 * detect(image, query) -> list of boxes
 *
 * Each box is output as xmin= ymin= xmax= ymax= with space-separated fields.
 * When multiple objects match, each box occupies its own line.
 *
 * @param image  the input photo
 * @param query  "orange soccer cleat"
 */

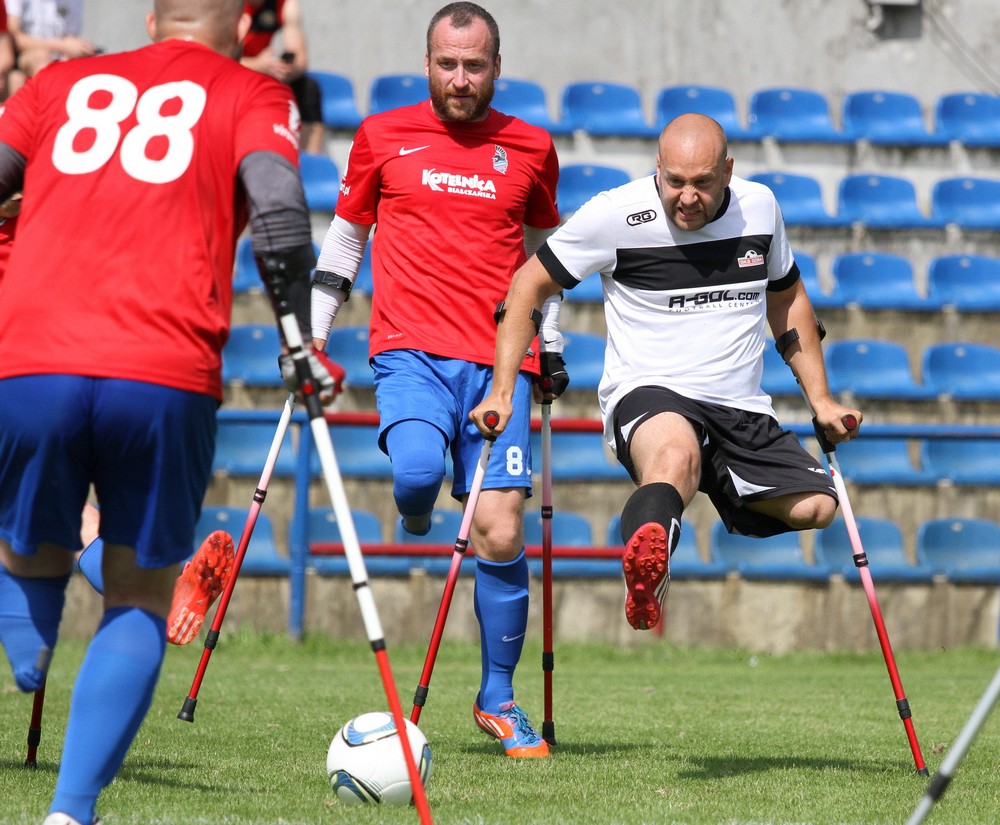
xmin=167 ymin=530 xmax=235 ymax=646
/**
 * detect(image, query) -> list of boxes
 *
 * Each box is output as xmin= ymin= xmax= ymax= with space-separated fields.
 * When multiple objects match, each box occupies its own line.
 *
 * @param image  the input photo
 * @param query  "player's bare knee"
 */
xmin=787 ymin=494 xmax=837 ymax=530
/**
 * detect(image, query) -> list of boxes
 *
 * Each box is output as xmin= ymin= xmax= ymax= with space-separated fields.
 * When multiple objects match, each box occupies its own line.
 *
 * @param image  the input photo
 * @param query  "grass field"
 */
xmin=2 ymin=633 xmax=998 ymax=825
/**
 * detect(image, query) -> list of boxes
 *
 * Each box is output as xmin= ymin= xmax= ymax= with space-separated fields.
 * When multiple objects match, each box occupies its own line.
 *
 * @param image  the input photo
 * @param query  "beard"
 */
xmin=428 ymin=74 xmax=494 ymax=123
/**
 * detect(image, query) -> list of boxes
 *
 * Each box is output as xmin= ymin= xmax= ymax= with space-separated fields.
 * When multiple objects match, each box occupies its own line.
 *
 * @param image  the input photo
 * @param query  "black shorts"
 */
xmin=290 ymin=74 xmax=323 ymax=125
xmin=612 ymin=386 xmax=837 ymax=538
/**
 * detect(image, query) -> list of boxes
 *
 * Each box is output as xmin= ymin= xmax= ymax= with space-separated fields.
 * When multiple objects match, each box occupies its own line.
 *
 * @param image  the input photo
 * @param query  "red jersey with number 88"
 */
xmin=0 ymin=39 xmax=300 ymax=399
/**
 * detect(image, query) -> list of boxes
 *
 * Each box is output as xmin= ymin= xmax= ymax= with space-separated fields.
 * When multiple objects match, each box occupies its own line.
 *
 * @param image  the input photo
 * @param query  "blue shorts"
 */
xmin=372 ymin=350 xmax=533 ymax=499
xmin=0 ymin=375 xmax=217 ymax=568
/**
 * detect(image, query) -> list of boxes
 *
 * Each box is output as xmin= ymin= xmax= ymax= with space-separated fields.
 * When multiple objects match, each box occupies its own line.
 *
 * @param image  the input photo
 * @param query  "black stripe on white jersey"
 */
xmin=611 ymin=234 xmax=774 ymax=292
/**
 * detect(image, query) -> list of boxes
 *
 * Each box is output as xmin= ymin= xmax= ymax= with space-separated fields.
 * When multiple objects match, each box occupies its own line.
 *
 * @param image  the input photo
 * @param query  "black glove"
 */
xmin=537 ymin=352 xmax=570 ymax=398
xmin=279 ymin=348 xmax=345 ymax=398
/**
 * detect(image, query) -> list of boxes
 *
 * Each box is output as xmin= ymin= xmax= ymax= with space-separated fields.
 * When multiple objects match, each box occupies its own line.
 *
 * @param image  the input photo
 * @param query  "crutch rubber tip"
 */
xmin=542 ymin=721 xmax=557 ymax=747
xmin=177 ymin=697 xmax=197 ymax=723
xmin=918 ymin=767 xmax=930 ymax=777
xmin=842 ymin=414 xmax=858 ymax=430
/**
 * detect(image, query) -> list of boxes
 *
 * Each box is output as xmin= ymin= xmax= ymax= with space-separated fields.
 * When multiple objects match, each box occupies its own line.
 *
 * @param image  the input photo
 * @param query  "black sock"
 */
xmin=620 ymin=482 xmax=684 ymax=550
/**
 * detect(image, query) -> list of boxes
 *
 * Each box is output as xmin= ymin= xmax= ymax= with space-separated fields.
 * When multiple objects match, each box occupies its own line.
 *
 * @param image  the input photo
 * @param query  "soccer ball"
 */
xmin=326 ymin=711 xmax=432 ymax=805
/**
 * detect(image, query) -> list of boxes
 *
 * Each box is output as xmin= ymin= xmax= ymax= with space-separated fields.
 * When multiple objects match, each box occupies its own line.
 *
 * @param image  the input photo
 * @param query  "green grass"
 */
xmin=2 ymin=634 xmax=999 ymax=824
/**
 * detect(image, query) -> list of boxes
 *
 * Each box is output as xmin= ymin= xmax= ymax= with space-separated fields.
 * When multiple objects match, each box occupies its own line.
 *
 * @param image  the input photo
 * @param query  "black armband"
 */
xmin=256 ymin=243 xmax=317 ymax=336
xmin=494 ymin=300 xmax=543 ymax=332
xmin=312 ymin=270 xmax=353 ymax=301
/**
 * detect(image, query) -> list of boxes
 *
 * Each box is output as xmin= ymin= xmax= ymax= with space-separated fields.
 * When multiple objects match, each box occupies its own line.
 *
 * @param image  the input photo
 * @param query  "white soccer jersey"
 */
xmin=537 ymin=174 xmax=800 ymax=447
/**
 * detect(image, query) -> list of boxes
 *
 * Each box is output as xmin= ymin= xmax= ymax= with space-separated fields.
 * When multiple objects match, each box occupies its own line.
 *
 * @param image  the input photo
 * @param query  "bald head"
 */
xmin=658 ymin=113 xmax=729 ymax=171
xmin=148 ymin=0 xmax=248 ymax=57
xmin=655 ymin=114 xmax=733 ymax=231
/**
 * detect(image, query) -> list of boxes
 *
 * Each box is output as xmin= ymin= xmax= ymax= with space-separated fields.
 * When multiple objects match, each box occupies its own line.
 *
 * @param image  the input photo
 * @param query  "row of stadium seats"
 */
xmin=553 ymin=164 xmax=1000 ymax=229
xmin=233 ymin=236 xmax=1000 ymax=313
xmin=197 ymin=504 xmax=1000 ymax=585
xmin=309 ymin=72 xmax=1000 ymax=147
xmin=222 ymin=322 xmax=1000 ymax=403
xmin=291 ymin=149 xmax=1000 ymax=228
xmin=210 ymin=416 xmax=1000 ymax=487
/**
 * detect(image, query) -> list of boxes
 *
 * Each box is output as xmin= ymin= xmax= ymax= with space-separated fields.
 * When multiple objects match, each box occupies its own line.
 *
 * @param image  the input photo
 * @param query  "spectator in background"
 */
xmin=241 ymin=0 xmax=325 ymax=154
xmin=6 ymin=0 xmax=97 ymax=96
xmin=0 ymin=3 xmax=17 ymax=101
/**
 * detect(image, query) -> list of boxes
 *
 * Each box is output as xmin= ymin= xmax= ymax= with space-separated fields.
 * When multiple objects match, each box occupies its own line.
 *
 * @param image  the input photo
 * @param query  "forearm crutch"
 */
xmin=178 ymin=393 xmax=296 ymax=724
xmin=269 ymin=279 xmax=432 ymax=823
xmin=539 ymin=401 xmax=557 ymax=746
xmin=410 ymin=413 xmax=498 ymax=724
xmin=907 ymin=664 xmax=1000 ymax=824
xmin=777 ymin=326 xmax=928 ymax=775
xmin=25 ymin=680 xmax=45 ymax=767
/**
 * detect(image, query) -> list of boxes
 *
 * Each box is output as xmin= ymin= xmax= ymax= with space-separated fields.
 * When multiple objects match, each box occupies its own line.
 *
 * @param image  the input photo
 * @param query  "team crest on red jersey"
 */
xmin=492 ymin=145 xmax=508 ymax=174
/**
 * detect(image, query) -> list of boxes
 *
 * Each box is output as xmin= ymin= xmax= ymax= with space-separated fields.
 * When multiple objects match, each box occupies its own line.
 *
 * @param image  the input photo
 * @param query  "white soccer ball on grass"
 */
xmin=326 ymin=711 xmax=432 ymax=805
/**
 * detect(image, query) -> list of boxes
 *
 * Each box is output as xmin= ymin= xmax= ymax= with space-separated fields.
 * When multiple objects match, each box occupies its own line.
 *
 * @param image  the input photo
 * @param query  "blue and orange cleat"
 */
xmin=473 ymin=700 xmax=550 ymax=758
xmin=622 ymin=522 xmax=669 ymax=630
xmin=166 ymin=530 xmax=234 ymax=646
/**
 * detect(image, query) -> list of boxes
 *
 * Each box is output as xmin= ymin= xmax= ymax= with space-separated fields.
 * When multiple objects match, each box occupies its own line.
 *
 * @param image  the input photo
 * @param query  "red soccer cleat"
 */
xmin=622 ymin=522 xmax=670 ymax=631
xmin=167 ymin=530 xmax=235 ymax=646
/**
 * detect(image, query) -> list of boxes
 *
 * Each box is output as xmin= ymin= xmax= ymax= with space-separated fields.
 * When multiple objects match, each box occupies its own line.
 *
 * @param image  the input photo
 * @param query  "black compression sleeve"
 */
xmin=238 ymin=150 xmax=313 ymax=253
xmin=0 ymin=144 xmax=26 ymax=201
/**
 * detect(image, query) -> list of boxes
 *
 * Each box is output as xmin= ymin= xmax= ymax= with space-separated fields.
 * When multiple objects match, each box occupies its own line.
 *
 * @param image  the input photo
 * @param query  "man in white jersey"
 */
xmin=472 ymin=113 xmax=862 ymax=631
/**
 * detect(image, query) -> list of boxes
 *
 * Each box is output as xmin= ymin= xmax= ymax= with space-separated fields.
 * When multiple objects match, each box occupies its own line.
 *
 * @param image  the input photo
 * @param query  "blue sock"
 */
xmin=0 ymin=566 xmax=69 ymax=692
xmin=385 ymin=420 xmax=447 ymax=520
xmin=50 ymin=607 xmax=166 ymax=824
xmin=474 ymin=550 xmax=528 ymax=713
xmin=77 ymin=538 xmax=104 ymax=594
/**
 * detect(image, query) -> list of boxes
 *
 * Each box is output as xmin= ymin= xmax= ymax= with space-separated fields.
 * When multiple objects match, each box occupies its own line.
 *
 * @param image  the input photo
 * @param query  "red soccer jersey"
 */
xmin=336 ymin=101 xmax=560 ymax=370
xmin=0 ymin=39 xmax=300 ymax=399
xmin=242 ymin=0 xmax=285 ymax=59
xmin=0 ymin=212 xmax=17 ymax=283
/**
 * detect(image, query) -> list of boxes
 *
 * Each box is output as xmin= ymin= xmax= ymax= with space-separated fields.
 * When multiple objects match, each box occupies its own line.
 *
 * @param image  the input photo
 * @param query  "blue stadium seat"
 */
xmin=747 ymin=87 xmax=850 ymax=143
xmin=841 ymin=90 xmax=945 ymax=146
xmin=607 ymin=517 xmax=726 ymax=579
xmin=829 ymin=252 xmax=934 ymax=311
xmin=916 ymin=518 xmax=1000 ymax=584
xmin=824 ymin=339 xmax=936 ymax=400
xmin=761 ymin=344 xmax=801 ymax=397
xmin=523 ymin=510 xmax=593 ymax=547
xmin=324 ymin=325 xmax=374 ymax=389
xmin=795 ymin=250 xmax=844 ymax=310
xmin=530 ymin=430 xmax=629 ymax=481
xmin=213 ymin=420 xmax=296 ymax=477
xmin=492 ymin=77 xmax=570 ymax=135
xmin=816 ymin=517 xmax=933 ymax=583
xmin=921 ymin=438 xmax=1000 ymax=485
xmin=233 ymin=236 xmax=264 ymax=294
xmin=934 ymin=92 xmax=1000 ymax=147
xmin=927 ymin=254 xmax=1000 ymax=312
xmin=557 ymin=163 xmax=631 ymax=216
xmin=832 ymin=438 xmax=936 ymax=486
xmin=310 ymin=71 xmax=363 ymax=130
xmin=562 ymin=272 xmax=604 ymax=303
xmin=932 ymin=177 xmax=1000 ymax=230
xmin=299 ymin=152 xmax=340 ymax=213
xmin=655 ymin=84 xmax=755 ymax=140
xmin=368 ymin=73 xmax=427 ymax=114
xmin=560 ymin=81 xmax=659 ymax=138
xmin=222 ymin=324 xmax=283 ymax=387
xmin=836 ymin=173 xmax=943 ymax=230
xmin=307 ymin=424 xmax=392 ymax=478
xmin=195 ymin=507 xmax=288 ymax=576
xmin=710 ymin=523 xmax=829 ymax=581
xmin=922 ymin=342 xmax=1000 ymax=401
xmin=748 ymin=172 xmax=846 ymax=227
xmin=560 ymin=331 xmax=605 ymax=392
xmin=295 ymin=506 xmax=383 ymax=575
xmin=386 ymin=511 xmax=471 ymax=575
